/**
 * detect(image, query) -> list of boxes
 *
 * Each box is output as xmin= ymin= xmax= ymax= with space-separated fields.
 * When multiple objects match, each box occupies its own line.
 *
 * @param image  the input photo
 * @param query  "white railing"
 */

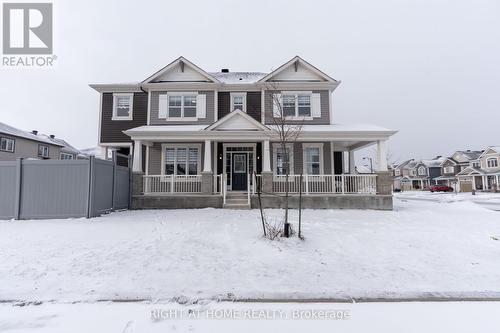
xmin=213 ymin=174 xmax=223 ymax=194
xmin=143 ymin=175 xmax=202 ymax=194
xmin=223 ymin=174 xmax=227 ymax=204
xmin=271 ymin=174 xmax=377 ymax=195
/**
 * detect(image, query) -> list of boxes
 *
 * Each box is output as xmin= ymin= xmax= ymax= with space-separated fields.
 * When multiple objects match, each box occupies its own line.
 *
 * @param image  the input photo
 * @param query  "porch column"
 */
xmin=497 ymin=175 xmax=500 ymax=192
xmin=203 ymin=140 xmax=212 ymax=172
xmin=348 ymin=150 xmax=355 ymax=174
xmin=376 ymin=140 xmax=388 ymax=172
xmin=420 ymin=179 xmax=423 ymax=189
xmin=263 ymin=140 xmax=271 ymax=172
xmin=132 ymin=140 xmax=142 ymax=172
xmin=100 ymin=146 xmax=108 ymax=160
xmin=202 ymin=140 xmax=213 ymax=194
xmin=483 ymin=176 xmax=488 ymax=191
xmin=472 ymin=176 xmax=476 ymax=190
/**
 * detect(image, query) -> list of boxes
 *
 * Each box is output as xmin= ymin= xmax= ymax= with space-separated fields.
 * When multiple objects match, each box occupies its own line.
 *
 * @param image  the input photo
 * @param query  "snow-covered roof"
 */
xmin=39 ymin=134 xmax=82 ymax=155
xmin=208 ymin=72 xmax=267 ymax=83
xmin=421 ymin=157 xmax=446 ymax=168
xmin=301 ymin=123 xmax=395 ymax=133
xmin=80 ymin=147 xmax=102 ymax=158
xmin=0 ymin=122 xmax=63 ymax=146
xmin=455 ymin=150 xmax=483 ymax=160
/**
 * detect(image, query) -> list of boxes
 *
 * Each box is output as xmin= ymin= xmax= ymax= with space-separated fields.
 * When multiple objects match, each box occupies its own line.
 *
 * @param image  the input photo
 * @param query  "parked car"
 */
xmin=429 ymin=185 xmax=454 ymax=192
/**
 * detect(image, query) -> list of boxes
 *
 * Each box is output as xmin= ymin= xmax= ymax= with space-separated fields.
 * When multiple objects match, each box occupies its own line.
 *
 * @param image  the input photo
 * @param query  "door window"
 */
xmin=234 ymin=155 xmax=246 ymax=173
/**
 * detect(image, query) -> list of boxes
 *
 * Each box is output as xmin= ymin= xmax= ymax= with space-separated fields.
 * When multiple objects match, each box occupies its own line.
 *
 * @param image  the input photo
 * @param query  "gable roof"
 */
xmin=142 ymin=56 xmax=221 ymax=84
xmin=204 ymin=110 xmax=270 ymax=132
xmin=478 ymin=146 xmax=500 ymax=159
xmin=0 ymin=122 xmax=63 ymax=146
xmin=208 ymin=72 xmax=267 ymax=83
xmin=421 ymin=157 xmax=446 ymax=168
xmin=39 ymin=134 xmax=82 ymax=155
xmin=258 ymin=56 xmax=338 ymax=83
xmin=453 ymin=150 xmax=483 ymax=161
xmin=440 ymin=157 xmax=457 ymax=166
xmin=456 ymin=166 xmax=487 ymax=176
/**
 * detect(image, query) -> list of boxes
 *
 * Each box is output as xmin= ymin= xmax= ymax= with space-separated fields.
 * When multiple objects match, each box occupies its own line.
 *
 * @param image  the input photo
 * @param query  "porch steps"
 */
xmin=223 ymin=192 xmax=251 ymax=209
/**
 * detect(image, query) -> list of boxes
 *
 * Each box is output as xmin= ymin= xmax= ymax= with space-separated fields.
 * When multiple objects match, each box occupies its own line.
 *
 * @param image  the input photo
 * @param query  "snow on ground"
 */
xmin=1 ymin=301 xmax=500 ymax=333
xmin=1 ymin=199 xmax=500 ymax=303
xmin=395 ymin=190 xmax=500 ymax=203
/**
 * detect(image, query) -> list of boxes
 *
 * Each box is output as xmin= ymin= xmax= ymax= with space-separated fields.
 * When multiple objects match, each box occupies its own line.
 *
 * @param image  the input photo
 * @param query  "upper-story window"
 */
xmin=230 ymin=93 xmax=246 ymax=113
xmin=487 ymin=158 xmax=499 ymax=168
xmin=112 ymin=93 xmax=134 ymax=120
xmin=472 ymin=161 xmax=480 ymax=168
xmin=394 ymin=169 xmax=401 ymax=176
xmin=38 ymin=144 xmax=49 ymax=158
xmin=0 ymin=137 xmax=15 ymax=152
xmin=60 ymin=152 xmax=74 ymax=160
xmin=282 ymin=93 xmax=311 ymax=118
xmin=410 ymin=169 xmax=416 ymax=176
xmin=158 ymin=92 xmax=206 ymax=120
xmin=417 ymin=166 xmax=426 ymax=176
xmin=444 ymin=166 xmax=454 ymax=174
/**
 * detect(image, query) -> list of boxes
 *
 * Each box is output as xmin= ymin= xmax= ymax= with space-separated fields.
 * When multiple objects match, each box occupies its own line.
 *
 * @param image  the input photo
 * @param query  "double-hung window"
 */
xmin=418 ymin=166 xmax=426 ymax=176
xmin=230 ymin=93 xmax=246 ymax=112
xmin=112 ymin=93 xmax=133 ymax=120
xmin=281 ymin=93 xmax=311 ymax=118
xmin=38 ymin=145 xmax=49 ymax=158
xmin=168 ymin=94 xmax=197 ymax=118
xmin=303 ymin=143 xmax=323 ymax=175
xmin=487 ymin=158 xmax=499 ymax=168
xmin=163 ymin=145 xmax=200 ymax=175
xmin=273 ymin=144 xmax=294 ymax=176
xmin=0 ymin=137 xmax=15 ymax=152
xmin=444 ymin=166 xmax=454 ymax=174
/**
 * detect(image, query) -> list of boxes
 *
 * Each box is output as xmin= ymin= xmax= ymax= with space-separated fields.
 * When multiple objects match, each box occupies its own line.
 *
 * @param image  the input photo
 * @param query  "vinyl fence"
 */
xmin=0 ymin=156 xmax=131 ymax=220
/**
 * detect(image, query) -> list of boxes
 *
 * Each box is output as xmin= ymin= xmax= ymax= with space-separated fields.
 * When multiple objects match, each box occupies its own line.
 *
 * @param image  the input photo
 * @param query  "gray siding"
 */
xmin=441 ymin=159 xmax=457 ymax=176
xmin=0 ymin=134 xmax=61 ymax=161
xmin=147 ymin=142 xmax=205 ymax=175
xmin=149 ymin=91 xmax=215 ymax=125
xmin=264 ymin=90 xmax=330 ymax=125
xmin=100 ymin=92 xmax=148 ymax=143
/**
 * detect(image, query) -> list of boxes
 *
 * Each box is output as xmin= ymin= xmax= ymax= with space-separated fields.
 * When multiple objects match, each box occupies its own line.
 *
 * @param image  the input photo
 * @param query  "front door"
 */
xmin=232 ymin=153 xmax=247 ymax=190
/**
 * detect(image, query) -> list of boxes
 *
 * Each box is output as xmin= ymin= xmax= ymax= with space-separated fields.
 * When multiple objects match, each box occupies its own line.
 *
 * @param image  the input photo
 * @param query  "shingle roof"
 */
xmin=39 ymin=134 xmax=82 ymax=155
xmin=208 ymin=72 xmax=267 ymax=83
xmin=455 ymin=150 xmax=483 ymax=160
xmin=421 ymin=157 xmax=446 ymax=168
xmin=0 ymin=122 xmax=63 ymax=146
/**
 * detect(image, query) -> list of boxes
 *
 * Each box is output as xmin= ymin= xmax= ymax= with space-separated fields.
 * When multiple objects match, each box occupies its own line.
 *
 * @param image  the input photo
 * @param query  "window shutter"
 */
xmin=196 ymin=94 xmax=206 ymax=118
xmin=311 ymin=93 xmax=321 ymax=118
xmin=272 ymin=93 xmax=282 ymax=118
xmin=158 ymin=94 xmax=168 ymax=119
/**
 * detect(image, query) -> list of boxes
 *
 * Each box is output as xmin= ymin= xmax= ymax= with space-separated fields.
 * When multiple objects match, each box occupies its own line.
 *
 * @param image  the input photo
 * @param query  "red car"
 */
xmin=429 ymin=185 xmax=454 ymax=192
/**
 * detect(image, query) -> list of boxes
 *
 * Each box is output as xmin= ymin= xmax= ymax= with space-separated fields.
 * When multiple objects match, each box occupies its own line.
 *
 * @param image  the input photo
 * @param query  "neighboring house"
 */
xmin=456 ymin=146 xmax=500 ymax=191
xmin=0 ymin=122 xmax=62 ymax=161
xmin=0 ymin=122 xmax=84 ymax=161
xmin=394 ymin=156 xmax=445 ymax=190
xmin=90 ymin=56 xmax=397 ymax=209
xmin=392 ymin=159 xmax=413 ymax=190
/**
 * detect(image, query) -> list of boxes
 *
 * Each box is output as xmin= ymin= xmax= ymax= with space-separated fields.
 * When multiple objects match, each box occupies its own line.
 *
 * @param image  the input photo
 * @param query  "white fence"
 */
xmin=256 ymin=174 xmax=377 ymax=195
xmin=143 ymin=175 xmax=202 ymax=194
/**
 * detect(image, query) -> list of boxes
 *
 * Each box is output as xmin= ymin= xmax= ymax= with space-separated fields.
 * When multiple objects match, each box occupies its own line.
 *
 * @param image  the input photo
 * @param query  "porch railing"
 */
xmin=254 ymin=174 xmax=377 ymax=195
xmin=143 ymin=175 xmax=202 ymax=194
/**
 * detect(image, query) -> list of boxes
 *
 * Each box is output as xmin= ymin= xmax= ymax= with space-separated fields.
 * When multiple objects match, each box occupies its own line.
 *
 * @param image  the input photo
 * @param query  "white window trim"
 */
xmin=230 ymin=92 xmax=247 ymax=113
xmin=443 ymin=166 xmax=454 ymax=174
xmin=302 ymin=143 xmax=324 ymax=175
xmin=487 ymin=157 xmax=499 ymax=168
xmin=272 ymin=143 xmax=294 ymax=176
xmin=112 ymin=93 xmax=134 ymax=121
xmin=160 ymin=143 xmax=202 ymax=176
xmin=410 ymin=169 xmax=417 ymax=176
xmin=395 ymin=169 xmax=401 ymax=176
xmin=417 ymin=166 xmax=426 ymax=176
xmin=165 ymin=92 xmax=198 ymax=121
xmin=60 ymin=152 xmax=74 ymax=160
xmin=38 ymin=144 xmax=49 ymax=158
xmin=0 ymin=137 xmax=15 ymax=153
xmin=282 ymin=91 xmax=313 ymax=120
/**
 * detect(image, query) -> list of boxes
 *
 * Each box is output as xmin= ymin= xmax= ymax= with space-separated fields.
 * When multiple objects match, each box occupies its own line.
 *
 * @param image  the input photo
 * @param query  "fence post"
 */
xmin=111 ymin=150 xmax=116 ymax=211
xmin=86 ymin=156 xmax=95 ymax=218
xmin=14 ymin=158 xmax=23 ymax=220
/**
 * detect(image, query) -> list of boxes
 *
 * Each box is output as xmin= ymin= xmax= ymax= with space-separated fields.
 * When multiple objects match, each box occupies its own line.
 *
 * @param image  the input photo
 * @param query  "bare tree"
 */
xmin=266 ymin=82 xmax=304 ymax=237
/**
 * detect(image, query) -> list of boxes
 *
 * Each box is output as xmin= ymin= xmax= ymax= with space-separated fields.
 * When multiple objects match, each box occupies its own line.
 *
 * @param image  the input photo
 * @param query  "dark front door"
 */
xmin=232 ymin=153 xmax=247 ymax=190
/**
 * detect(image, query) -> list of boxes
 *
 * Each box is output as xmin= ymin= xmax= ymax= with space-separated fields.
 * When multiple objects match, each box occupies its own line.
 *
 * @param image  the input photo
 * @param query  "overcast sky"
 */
xmin=1 ymin=0 xmax=499 ymax=164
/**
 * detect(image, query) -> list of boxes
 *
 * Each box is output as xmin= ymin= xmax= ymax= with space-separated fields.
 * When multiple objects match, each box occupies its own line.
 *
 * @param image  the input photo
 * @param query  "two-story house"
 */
xmin=456 ymin=146 xmax=500 ymax=191
xmin=90 ymin=56 xmax=397 ymax=209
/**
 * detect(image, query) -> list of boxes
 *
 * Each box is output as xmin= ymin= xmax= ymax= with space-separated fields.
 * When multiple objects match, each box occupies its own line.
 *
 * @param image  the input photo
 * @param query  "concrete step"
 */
xmin=225 ymin=199 xmax=249 ymax=205
xmin=223 ymin=203 xmax=251 ymax=210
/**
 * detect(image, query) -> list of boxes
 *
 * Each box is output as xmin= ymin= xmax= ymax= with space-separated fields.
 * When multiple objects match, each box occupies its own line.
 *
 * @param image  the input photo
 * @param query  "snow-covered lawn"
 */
xmin=395 ymin=190 xmax=500 ymax=203
xmin=1 ymin=198 xmax=500 ymax=302
xmin=2 ymin=301 xmax=500 ymax=333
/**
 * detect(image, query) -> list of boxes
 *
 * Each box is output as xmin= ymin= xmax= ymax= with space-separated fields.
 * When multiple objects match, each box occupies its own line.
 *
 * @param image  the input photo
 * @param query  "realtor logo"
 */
xmin=2 ymin=3 xmax=53 ymax=54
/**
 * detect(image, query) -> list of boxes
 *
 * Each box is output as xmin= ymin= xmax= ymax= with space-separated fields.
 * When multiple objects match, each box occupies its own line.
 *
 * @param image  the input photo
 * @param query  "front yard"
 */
xmin=1 ymin=197 xmax=500 ymax=302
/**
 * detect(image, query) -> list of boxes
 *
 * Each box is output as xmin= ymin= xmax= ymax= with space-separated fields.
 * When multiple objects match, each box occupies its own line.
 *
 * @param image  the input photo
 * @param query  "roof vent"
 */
xmin=50 ymin=134 xmax=55 ymax=139
xmin=32 ymin=130 xmax=38 ymax=135
xmin=221 ymin=68 xmax=229 ymax=73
